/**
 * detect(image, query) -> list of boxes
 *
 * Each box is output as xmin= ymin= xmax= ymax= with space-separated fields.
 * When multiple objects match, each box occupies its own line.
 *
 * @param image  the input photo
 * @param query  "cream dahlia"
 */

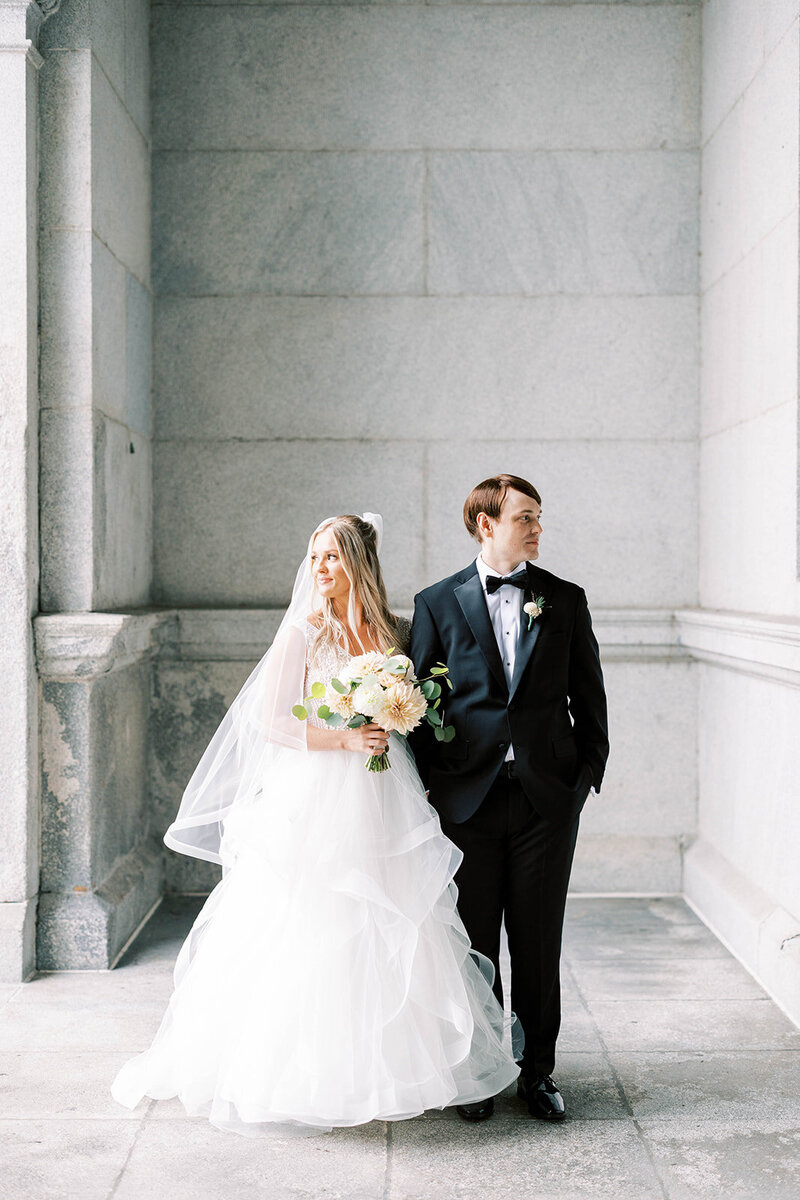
xmin=378 ymin=681 xmax=429 ymax=735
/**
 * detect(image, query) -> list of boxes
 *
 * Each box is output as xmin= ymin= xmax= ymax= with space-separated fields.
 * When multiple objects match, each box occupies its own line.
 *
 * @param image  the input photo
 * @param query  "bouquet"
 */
xmin=292 ymin=650 xmax=455 ymax=772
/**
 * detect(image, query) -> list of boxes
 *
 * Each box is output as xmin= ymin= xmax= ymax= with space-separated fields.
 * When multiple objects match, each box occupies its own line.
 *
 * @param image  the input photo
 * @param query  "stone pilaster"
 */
xmin=0 ymin=0 xmax=53 ymax=981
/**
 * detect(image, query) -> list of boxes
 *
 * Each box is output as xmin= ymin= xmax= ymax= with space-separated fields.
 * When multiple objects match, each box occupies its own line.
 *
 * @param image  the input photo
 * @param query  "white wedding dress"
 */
xmin=111 ymin=616 xmax=519 ymax=1135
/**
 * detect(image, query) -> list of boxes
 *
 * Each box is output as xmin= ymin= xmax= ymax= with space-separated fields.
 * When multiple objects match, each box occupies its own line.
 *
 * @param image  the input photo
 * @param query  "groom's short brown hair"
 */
xmin=463 ymin=474 xmax=542 ymax=541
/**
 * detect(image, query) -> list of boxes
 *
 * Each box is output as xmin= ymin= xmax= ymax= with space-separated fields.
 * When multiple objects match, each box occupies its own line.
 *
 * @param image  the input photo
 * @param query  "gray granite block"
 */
xmin=152 ymin=4 xmax=698 ymax=151
xmin=153 ymin=294 xmax=697 ymax=442
xmin=428 ymin=150 xmax=699 ymax=296
xmin=153 ymin=438 xmax=425 ymax=605
xmin=153 ymin=151 xmax=424 ymax=296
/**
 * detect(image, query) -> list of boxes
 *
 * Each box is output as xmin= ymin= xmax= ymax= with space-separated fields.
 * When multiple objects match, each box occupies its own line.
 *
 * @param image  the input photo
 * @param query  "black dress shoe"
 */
xmin=456 ymin=1096 xmax=495 ymax=1122
xmin=517 ymin=1075 xmax=566 ymax=1121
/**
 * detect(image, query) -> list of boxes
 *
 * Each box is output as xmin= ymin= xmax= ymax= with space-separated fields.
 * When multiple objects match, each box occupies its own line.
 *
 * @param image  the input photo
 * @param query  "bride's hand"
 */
xmin=343 ymin=723 xmax=390 ymax=755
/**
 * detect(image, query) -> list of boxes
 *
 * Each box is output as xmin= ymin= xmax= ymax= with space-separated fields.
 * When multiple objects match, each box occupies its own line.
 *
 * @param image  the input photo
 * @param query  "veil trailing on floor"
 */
xmin=164 ymin=513 xmax=385 ymax=865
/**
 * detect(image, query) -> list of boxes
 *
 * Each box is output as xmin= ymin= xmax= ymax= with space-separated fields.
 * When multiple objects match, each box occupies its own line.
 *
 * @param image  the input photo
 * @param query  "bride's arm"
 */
xmin=307 ymin=723 xmax=389 ymax=754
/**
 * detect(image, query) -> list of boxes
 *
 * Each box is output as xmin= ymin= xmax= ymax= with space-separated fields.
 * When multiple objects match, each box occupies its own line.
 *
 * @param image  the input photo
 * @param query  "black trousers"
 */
xmin=441 ymin=770 xmax=579 ymax=1082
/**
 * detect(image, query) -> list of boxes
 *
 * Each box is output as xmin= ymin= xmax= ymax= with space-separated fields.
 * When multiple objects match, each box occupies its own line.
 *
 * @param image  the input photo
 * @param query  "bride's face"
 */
xmin=311 ymin=528 xmax=351 ymax=607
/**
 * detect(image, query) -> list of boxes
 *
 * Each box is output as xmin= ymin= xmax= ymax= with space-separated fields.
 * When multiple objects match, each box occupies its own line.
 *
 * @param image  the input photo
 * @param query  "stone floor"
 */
xmin=2 ymin=895 xmax=800 ymax=1200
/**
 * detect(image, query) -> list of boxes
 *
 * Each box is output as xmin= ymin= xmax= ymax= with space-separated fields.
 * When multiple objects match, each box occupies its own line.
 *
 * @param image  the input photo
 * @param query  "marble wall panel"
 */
xmin=153 ymin=439 xmax=425 ymax=606
xmin=93 ymin=418 xmax=152 ymax=610
xmin=700 ymin=20 xmax=799 ymax=291
xmin=428 ymin=151 xmax=698 ymax=296
xmin=154 ymin=295 xmax=698 ymax=443
xmin=125 ymin=273 xmax=153 ymax=439
xmin=91 ymin=237 xmax=127 ymax=424
xmin=123 ymin=0 xmax=151 ymax=142
xmin=700 ymin=212 xmax=797 ymax=439
xmin=701 ymin=0 xmax=798 ymax=143
xmin=699 ymin=402 xmax=797 ymax=614
xmin=580 ymin=661 xmax=696 ymax=839
xmin=423 ymin=439 xmax=698 ymax=607
xmin=698 ymin=663 xmax=800 ymax=920
xmin=152 ymin=4 xmax=698 ymax=152
xmin=153 ymin=151 xmax=424 ymax=296
xmin=91 ymin=57 xmax=150 ymax=285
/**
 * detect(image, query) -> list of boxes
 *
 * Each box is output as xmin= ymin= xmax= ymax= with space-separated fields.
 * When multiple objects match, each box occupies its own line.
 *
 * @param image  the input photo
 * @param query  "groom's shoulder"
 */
xmin=414 ymin=564 xmax=476 ymax=608
xmin=531 ymin=565 xmax=587 ymax=606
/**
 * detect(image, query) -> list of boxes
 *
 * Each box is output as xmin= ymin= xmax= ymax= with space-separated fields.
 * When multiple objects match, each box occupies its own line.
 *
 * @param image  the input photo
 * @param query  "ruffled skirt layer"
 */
xmin=111 ymin=738 xmax=519 ymax=1134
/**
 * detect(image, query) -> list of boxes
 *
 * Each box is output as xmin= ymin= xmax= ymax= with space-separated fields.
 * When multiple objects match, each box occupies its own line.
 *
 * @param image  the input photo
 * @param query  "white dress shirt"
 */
xmin=475 ymin=554 xmax=532 ymax=762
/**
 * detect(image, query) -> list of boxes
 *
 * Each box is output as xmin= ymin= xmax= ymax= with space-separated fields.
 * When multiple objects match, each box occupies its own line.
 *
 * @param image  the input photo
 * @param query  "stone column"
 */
xmin=32 ymin=0 xmax=157 ymax=968
xmin=0 ymin=0 xmax=53 ymax=981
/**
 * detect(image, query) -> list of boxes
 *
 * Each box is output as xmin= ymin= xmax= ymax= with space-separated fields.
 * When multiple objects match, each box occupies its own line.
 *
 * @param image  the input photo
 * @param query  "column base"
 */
xmin=36 ymin=838 xmax=163 ymax=970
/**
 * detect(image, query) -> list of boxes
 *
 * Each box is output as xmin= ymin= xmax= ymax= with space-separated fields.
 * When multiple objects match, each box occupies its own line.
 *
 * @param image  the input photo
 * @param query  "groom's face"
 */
xmin=479 ymin=489 xmax=542 ymax=569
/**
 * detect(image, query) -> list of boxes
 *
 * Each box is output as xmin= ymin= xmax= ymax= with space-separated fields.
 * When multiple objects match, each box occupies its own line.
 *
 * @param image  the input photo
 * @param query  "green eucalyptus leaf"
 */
xmin=310 ymin=681 xmax=326 ymax=699
xmin=325 ymin=712 xmax=344 ymax=728
xmin=348 ymin=715 xmax=368 ymax=728
xmin=317 ymin=704 xmax=331 ymax=720
xmin=330 ymin=678 xmax=348 ymax=695
xmin=434 ymin=726 xmax=446 ymax=741
xmin=292 ymin=704 xmax=308 ymax=721
xmin=442 ymin=725 xmax=456 ymax=743
xmin=427 ymin=708 xmax=442 ymax=726
xmin=421 ymin=679 xmax=435 ymax=699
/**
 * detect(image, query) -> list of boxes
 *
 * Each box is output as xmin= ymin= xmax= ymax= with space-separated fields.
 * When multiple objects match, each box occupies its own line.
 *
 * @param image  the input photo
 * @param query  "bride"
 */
xmin=111 ymin=513 xmax=519 ymax=1134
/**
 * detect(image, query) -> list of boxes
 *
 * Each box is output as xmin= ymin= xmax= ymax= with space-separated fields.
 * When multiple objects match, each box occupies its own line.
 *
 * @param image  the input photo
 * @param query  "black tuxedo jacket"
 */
xmin=409 ymin=561 xmax=609 ymax=825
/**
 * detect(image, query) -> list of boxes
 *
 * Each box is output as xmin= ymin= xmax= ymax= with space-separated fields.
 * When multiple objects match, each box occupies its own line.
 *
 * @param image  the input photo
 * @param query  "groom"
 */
xmin=410 ymin=474 xmax=609 ymax=1122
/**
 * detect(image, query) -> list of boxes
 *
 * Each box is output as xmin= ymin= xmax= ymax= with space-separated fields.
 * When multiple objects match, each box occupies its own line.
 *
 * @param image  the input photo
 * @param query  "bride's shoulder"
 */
xmin=305 ymin=612 xmax=324 ymax=630
xmin=392 ymin=615 xmax=412 ymax=653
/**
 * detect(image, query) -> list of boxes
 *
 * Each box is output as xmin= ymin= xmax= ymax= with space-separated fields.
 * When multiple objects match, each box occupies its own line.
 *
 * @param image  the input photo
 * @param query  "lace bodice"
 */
xmin=302 ymin=617 xmax=412 ymax=729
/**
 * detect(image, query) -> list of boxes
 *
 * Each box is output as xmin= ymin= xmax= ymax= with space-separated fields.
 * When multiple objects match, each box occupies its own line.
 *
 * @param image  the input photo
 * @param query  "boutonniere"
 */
xmin=523 ymin=595 xmax=547 ymax=632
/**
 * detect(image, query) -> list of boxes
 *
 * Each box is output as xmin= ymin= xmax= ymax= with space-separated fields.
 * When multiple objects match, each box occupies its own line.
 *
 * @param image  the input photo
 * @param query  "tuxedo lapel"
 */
xmin=454 ymin=569 xmax=508 ymax=693
xmin=508 ymin=563 xmax=544 ymax=701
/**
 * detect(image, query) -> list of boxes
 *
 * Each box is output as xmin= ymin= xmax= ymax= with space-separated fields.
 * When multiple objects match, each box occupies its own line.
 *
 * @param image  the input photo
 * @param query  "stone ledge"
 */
xmin=36 ymin=606 xmax=800 ymax=679
xmin=676 ymin=608 xmax=800 ymax=687
xmin=684 ymin=837 xmax=800 ymax=1028
xmin=34 ymin=610 xmax=177 ymax=680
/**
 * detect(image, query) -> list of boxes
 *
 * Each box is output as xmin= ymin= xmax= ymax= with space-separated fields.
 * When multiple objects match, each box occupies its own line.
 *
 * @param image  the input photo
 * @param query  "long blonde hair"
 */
xmin=310 ymin=515 xmax=399 ymax=662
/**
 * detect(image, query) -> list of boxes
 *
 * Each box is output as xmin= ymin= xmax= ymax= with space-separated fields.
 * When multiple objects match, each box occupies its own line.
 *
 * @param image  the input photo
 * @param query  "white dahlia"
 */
xmin=352 ymin=685 xmax=386 ymax=719
xmin=347 ymin=652 xmax=387 ymax=681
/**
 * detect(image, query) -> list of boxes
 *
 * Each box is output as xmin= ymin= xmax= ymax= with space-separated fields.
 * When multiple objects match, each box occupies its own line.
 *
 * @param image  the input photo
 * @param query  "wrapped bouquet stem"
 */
xmin=293 ymin=650 xmax=455 ymax=772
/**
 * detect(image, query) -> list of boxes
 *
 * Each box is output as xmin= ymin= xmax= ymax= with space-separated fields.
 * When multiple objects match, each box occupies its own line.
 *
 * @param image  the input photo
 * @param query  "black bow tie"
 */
xmin=485 ymin=570 xmax=528 ymax=595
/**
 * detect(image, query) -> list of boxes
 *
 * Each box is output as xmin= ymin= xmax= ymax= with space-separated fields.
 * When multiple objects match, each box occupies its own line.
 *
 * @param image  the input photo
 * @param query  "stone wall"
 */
xmin=684 ymin=0 xmax=800 ymax=1024
xmin=150 ymin=0 xmax=702 ymax=895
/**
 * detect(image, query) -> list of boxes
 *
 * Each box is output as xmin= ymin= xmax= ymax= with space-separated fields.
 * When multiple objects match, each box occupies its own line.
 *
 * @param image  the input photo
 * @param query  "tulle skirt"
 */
xmin=111 ymin=736 xmax=520 ymax=1135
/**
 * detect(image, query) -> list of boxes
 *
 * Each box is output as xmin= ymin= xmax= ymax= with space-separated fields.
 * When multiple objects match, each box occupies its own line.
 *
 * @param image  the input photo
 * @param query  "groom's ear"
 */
xmin=475 ymin=511 xmax=493 ymax=542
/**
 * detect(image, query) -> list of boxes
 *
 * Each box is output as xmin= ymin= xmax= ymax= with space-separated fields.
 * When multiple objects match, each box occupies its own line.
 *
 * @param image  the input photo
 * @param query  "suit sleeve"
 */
xmin=408 ymin=593 xmax=445 ymax=787
xmin=567 ymin=588 xmax=609 ymax=793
